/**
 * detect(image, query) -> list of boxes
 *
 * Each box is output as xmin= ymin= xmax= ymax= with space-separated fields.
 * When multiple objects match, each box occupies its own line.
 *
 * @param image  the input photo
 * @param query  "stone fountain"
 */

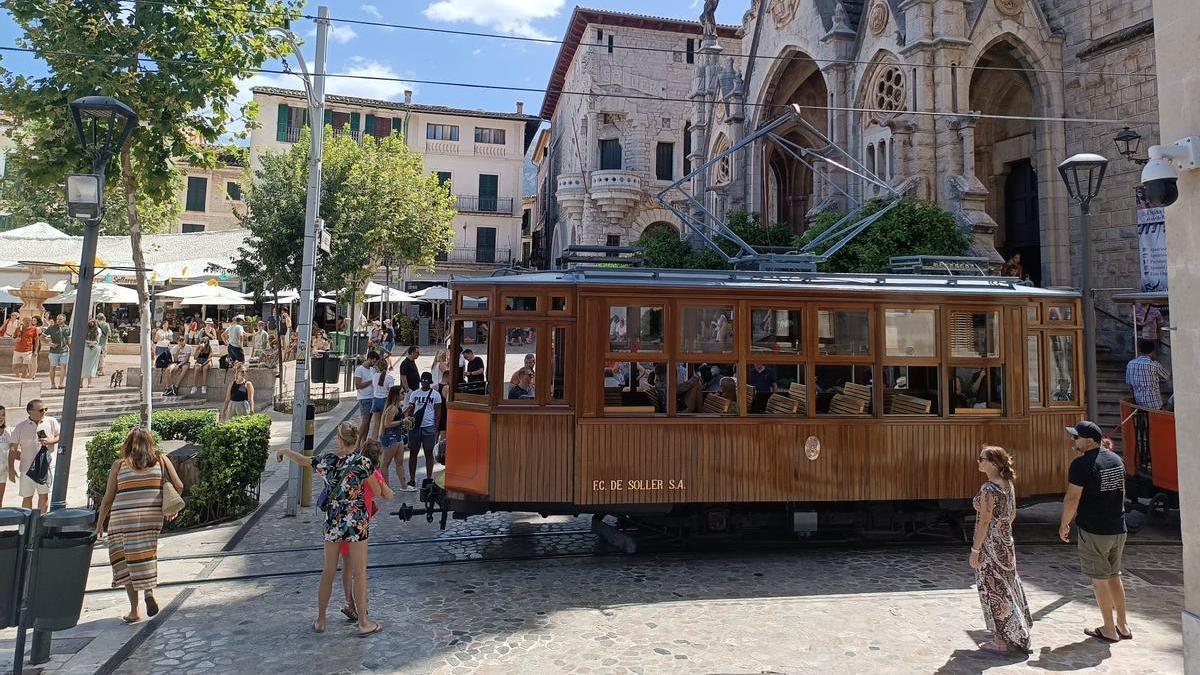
xmin=13 ymin=264 xmax=57 ymax=319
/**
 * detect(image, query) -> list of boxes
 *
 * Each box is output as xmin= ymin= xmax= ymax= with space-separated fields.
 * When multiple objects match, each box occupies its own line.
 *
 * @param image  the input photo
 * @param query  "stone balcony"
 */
xmin=425 ymin=140 xmax=460 ymax=155
xmin=589 ymin=170 xmax=643 ymax=225
xmin=555 ymin=173 xmax=586 ymax=223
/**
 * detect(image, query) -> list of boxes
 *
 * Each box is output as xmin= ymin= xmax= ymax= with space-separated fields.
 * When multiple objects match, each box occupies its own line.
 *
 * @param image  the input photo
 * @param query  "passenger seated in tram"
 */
xmin=1052 ymin=378 xmax=1074 ymax=402
xmin=510 ymin=353 xmax=535 ymax=387
xmin=508 ymin=367 xmax=534 ymax=399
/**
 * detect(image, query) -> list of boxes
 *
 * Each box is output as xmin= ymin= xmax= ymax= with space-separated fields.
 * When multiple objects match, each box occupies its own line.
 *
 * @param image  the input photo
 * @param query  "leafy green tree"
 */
xmin=232 ymin=126 xmax=457 ymax=306
xmin=0 ymin=0 xmax=296 ymax=423
xmin=799 ymin=198 xmax=969 ymax=273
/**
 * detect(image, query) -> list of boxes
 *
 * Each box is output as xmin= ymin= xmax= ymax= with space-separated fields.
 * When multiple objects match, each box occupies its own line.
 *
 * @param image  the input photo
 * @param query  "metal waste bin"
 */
xmin=313 ymin=352 xmax=342 ymax=384
xmin=30 ymin=509 xmax=95 ymax=631
xmin=0 ymin=508 xmax=32 ymax=629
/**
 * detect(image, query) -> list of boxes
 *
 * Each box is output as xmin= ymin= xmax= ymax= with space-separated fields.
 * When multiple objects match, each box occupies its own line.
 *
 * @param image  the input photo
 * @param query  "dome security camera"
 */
xmin=1141 ymin=136 xmax=1200 ymax=208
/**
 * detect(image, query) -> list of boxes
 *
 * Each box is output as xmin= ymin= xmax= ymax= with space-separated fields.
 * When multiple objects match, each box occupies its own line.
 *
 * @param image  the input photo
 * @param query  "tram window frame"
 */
xmin=946 ymin=306 xmax=1005 ymax=416
xmin=1026 ymin=304 xmax=1041 ymax=325
xmin=812 ymin=305 xmax=873 ymax=416
xmin=1026 ymin=332 xmax=1044 ymax=407
xmin=677 ymin=362 xmax=741 ymax=416
xmin=450 ymin=319 xmax=491 ymax=406
xmin=496 ymin=322 xmax=541 ymax=406
xmin=607 ymin=302 xmax=667 ymax=354
xmin=814 ymin=306 xmax=873 ymax=361
xmin=601 ymin=359 xmax=668 ymax=415
xmin=501 ymin=295 xmax=539 ymax=313
xmin=1045 ymin=331 xmax=1080 ymax=407
xmin=547 ymin=325 xmax=571 ymax=405
xmin=1045 ymin=302 xmax=1079 ymax=326
xmin=456 ymin=290 xmax=492 ymax=315
xmin=880 ymin=305 xmax=941 ymax=417
xmin=548 ymin=294 xmax=572 ymax=315
xmin=745 ymin=303 xmax=809 ymax=417
xmin=678 ymin=303 xmax=736 ymax=356
xmin=602 ymin=299 xmax=670 ymax=416
xmin=744 ymin=363 xmax=806 ymax=417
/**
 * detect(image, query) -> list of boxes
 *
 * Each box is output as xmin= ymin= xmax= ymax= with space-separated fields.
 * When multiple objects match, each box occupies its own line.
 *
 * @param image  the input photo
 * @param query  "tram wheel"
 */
xmin=1150 ymin=492 xmax=1171 ymax=520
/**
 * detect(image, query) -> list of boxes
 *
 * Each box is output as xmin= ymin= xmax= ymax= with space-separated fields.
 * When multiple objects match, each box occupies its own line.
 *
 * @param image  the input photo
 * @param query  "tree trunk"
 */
xmin=121 ymin=145 xmax=153 ymax=427
xmin=274 ymin=290 xmax=284 ymax=408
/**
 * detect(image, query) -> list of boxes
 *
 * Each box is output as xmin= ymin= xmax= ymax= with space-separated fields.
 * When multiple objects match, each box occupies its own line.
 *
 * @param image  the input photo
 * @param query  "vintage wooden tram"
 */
xmin=422 ymin=268 xmax=1085 ymax=541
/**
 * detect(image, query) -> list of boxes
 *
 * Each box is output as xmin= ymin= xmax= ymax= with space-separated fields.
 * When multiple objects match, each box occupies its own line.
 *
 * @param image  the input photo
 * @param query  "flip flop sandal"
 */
xmin=1118 ymin=629 xmax=1133 ymax=640
xmin=122 ymin=614 xmax=140 ymax=624
xmin=1085 ymin=627 xmax=1119 ymax=643
xmin=312 ymin=620 xmax=325 ymax=634
xmin=978 ymin=641 xmax=1009 ymax=655
xmin=356 ymin=621 xmax=383 ymax=637
xmin=146 ymin=596 xmax=160 ymax=617
xmin=341 ymin=606 xmax=358 ymax=622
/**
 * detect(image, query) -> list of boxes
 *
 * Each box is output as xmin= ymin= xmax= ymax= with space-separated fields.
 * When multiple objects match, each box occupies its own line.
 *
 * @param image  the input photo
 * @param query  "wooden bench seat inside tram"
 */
xmin=889 ymin=392 xmax=933 ymax=415
xmin=702 ymin=393 xmax=734 ymax=415
xmin=765 ymin=393 xmax=801 ymax=415
xmin=787 ymin=382 xmax=809 ymax=414
xmin=829 ymin=393 xmax=868 ymax=415
xmin=843 ymin=382 xmax=872 ymax=404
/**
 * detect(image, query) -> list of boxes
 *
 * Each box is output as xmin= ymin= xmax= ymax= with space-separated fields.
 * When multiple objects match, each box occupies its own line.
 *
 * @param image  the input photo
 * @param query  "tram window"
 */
xmin=751 ymin=308 xmax=803 ymax=354
xmin=883 ymin=366 xmax=939 ymax=415
xmin=550 ymin=296 xmax=568 ymax=312
xmin=951 ymin=366 xmax=1004 ymax=414
xmin=461 ymin=295 xmax=489 ymax=312
xmin=609 ymin=305 xmax=664 ymax=352
xmin=602 ymin=360 xmax=666 ymax=414
xmin=681 ymin=306 xmax=735 ymax=354
xmin=1027 ymin=335 xmax=1042 ymax=405
xmin=814 ymin=365 xmax=873 ymax=415
xmin=550 ymin=327 xmax=567 ymax=401
xmin=1027 ymin=305 xmax=1040 ymax=324
xmin=1047 ymin=305 xmax=1074 ymax=322
xmin=501 ymin=327 xmax=537 ymax=401
xmin=454 ymin=320 xmax=489 ymax=402
xmin=949 ymin=311 xmax=1000 ymax=358
xmin=817 ymin=309 xmax=870 ymax=357
xmin=1048 ymin=334 xmax=1077 ymax=403
xmin=746 ymin=363 xmax=805 ymax=415
xmin=884 ymin=309 xmax=936 ymax=358
xmin=677 ymin=362 xmax=738 ymax=415
xmin=504 ymin=296 xmax=538 ymax=312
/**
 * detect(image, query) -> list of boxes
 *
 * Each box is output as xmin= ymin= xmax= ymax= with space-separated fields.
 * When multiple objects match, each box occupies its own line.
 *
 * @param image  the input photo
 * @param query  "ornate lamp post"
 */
xmin=1058 ymin=153 xmax=1108 ymax=421
xmin=1113 ymin=127 xmax=1148 ymax=165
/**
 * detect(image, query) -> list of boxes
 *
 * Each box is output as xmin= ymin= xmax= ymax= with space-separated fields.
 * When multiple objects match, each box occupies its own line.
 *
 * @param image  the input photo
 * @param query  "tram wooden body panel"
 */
xmin=443 ymin=271 xmax=1084 ymax=514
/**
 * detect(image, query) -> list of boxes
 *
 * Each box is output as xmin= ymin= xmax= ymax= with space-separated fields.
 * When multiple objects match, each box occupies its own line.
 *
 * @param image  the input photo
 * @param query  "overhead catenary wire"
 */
xmin=120 ymin=0 xmax=1159 ymax=81
xmin=0 ymin=45 xmax=1154 ymax=126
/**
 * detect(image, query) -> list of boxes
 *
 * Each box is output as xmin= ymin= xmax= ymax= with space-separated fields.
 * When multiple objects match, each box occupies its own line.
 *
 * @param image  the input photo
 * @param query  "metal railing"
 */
xmin=286 ymin=126 xmax=365 ymax=143
xmin=456 ymin=195 xmax=514 ymax=214
xmin=435 ymin=247 xmax=512 ymax=265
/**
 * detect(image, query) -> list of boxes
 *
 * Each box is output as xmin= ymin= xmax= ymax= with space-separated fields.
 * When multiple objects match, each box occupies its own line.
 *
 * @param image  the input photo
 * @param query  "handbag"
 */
xmin=25 ymin=447 xmax=50 ymax=485
xmin=317 ymin=486 xmax=331 ymax=512
xmin=160 ymin=457 xmax=185 ymax=517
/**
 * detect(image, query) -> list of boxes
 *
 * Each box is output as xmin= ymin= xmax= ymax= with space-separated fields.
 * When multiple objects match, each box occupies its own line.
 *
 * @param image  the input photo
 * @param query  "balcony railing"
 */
xmin=286 ymin=126 xmax=366 ymax=143
xmin=435 ymin=247 xmax=513 ymax=265
xmin=456 ymin=195 xmax=515 ymax=214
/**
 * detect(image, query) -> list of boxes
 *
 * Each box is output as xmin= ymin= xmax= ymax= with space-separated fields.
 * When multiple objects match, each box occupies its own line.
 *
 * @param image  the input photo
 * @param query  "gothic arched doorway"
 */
xmin=969 ymin=41 xmax=1042 ymax=285
xmin=758 ymin=50 xmax=828 ymax=234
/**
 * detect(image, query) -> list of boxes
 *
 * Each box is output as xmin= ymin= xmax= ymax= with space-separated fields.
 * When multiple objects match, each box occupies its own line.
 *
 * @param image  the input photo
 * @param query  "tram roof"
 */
xmin=451 ymin=268 xmax=1081 ymax=298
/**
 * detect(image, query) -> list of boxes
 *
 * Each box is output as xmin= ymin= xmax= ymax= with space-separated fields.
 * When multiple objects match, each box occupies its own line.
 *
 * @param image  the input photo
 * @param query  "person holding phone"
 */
xmin=8 ymin=398 xmax=59 ymax=513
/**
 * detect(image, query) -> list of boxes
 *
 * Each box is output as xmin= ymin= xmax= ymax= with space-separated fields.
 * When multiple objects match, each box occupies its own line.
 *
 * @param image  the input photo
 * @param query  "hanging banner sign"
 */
xmin=1135 ymin=186 xmax=1168 ymax=292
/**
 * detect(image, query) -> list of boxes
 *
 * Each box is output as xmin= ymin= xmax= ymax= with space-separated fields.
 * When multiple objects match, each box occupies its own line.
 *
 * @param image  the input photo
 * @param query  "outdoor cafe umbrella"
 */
xmin=412 ymin=285 xmax=451 ymax=301
xmin=47 ymin=281 xmax=140 ymax=307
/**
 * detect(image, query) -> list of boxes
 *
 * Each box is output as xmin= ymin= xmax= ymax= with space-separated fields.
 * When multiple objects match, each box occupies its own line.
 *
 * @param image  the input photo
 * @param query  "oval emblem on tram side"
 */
xmin=804 ymin=436 xmax=821 ymax=460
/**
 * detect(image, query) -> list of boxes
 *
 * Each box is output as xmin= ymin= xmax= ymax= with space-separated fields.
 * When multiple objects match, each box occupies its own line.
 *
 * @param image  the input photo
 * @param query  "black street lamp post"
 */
xmin=1058 ymin=153 xmax=1108 ymax=422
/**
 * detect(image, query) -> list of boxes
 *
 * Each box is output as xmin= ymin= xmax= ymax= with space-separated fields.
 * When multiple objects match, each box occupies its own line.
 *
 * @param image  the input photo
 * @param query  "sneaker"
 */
xmin=164 ymin=387 xmax=174 ymax=396
xmin=200 ymin=386 xmax=207 ymax=395
xmin=401 ymin=484 xmax=418 ymax=492
xmin=189 ymin=386 xmax=197 ymax=395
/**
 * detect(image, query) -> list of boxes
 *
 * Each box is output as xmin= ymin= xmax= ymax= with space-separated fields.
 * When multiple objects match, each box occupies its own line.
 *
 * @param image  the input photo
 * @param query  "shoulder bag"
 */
xmin=160 ymin=456 xmax=185 ymax=518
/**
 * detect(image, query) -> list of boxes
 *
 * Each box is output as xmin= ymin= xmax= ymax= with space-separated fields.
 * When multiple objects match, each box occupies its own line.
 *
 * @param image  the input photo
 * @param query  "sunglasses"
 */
xmin=34 ymin=408 xmax=48 ymax=413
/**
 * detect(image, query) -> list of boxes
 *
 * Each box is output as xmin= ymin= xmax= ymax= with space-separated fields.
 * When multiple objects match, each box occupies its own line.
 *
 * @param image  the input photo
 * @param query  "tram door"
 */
xmin=1003 ymin=159 xmax=1041 ymax=286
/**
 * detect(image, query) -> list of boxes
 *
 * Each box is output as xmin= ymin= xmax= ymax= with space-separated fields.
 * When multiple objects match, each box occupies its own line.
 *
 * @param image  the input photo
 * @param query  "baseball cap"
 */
xmin=1065 ymin=421 xmax=1103 ymax=442
xmin=234 ymin=314 xmax=245 ymax=321
xmin=420 ymin=371 xmax=433 ymax=383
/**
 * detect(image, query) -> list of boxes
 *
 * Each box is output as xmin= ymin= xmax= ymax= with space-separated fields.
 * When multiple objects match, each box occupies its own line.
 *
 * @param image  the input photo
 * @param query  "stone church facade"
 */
xmin=539 ymin=1 xmax=1157 ymax=351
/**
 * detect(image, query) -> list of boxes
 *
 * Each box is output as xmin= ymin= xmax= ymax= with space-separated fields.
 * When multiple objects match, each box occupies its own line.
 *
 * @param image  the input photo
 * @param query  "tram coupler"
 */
xmin=390 ymin=479 xmax=450 ymax=529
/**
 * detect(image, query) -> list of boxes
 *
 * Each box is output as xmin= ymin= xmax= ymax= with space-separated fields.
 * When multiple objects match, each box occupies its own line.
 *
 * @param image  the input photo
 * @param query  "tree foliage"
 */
xmin=637 ymin=200 xmax=967 ymax=273
xmin=232 ymin=127 xmax=457 ymax=299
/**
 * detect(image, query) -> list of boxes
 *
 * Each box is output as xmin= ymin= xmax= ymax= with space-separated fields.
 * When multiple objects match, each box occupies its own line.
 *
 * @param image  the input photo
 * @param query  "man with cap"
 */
xmin=1059 ymin=420 xmax=1131 ymax=643
xmin=223 ymin=315 xmax=246 ymax=364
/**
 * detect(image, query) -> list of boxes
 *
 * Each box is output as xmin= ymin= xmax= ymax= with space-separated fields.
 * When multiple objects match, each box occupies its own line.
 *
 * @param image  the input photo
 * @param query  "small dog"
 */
xmin=109 ymin=370 xmax=124 ymax=388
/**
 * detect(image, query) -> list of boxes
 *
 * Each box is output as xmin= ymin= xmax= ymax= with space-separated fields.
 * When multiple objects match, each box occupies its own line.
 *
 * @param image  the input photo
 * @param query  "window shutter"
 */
xmin=392 ymin=117 xmax=404 ymax=137
xmin=364 ymin=114 xmax=376 ymax=136
xmin=276 ymin=104 xmax=289 ymax=142
xmin=350 ymin=113 xmax=360 ymax=133
xmin=323 ymin=110 xmax=332 ymax=128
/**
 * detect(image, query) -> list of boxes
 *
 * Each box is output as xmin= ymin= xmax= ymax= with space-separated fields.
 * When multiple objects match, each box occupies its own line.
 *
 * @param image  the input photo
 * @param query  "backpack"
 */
xmin=219 ymin=354 xmax=232 ymax=370
xmin=155 ymin=350 xmax=172 ymax=369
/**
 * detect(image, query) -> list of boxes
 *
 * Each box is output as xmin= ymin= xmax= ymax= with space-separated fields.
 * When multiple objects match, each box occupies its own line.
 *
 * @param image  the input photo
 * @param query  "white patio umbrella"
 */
xmin=176 ymin=293 xmax=252 ymax=306
xmin=412 ymin=285 xmax=451 ymax=301
xmin=159 ymin=281 xmax=247 ymax=301
xmin=0 ymin=288 xmax=22 ymax=304
xmin=47 ymin=282 xmax=140 ymax=306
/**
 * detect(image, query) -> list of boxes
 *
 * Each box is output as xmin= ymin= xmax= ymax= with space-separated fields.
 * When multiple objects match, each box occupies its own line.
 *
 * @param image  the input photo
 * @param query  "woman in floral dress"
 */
xmin=278 ymin=422 xmax=389 ymax=636
xmin=970 ymin=445 xmax=1033 ymax=655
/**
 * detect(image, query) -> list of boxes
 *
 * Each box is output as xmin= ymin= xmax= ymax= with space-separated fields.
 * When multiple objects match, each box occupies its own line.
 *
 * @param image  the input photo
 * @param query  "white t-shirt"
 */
xmin=174 ymin=344 xmax=193 ymax=364
xmin=10 ymin=416 xmax=59 ymax=473
xmin=372 ymin=372 xmax=395 ymax=399
xmin=354 ymin=365 xmax=375 ymax=400
xmin=154 ymin=328 xmax=172 ymax=348
xmin=226 ymin=324 xmax=245 ymax=348
xmin=406 ymin=388 xmax=442 ymax=428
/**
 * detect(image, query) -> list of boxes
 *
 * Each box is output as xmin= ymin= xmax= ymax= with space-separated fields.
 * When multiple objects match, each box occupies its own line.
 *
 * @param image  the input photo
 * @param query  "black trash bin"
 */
xmin=314 ymin=352 xmax=342 ymax=384
xmin=30 ymin=509 xmax=95 ymax=632
xmin=0 ymin=508 xmax=32 ymax=629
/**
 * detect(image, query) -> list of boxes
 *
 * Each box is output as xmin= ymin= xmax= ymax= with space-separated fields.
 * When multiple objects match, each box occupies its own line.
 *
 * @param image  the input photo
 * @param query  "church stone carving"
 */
xmin=994 ymin=0 xmax=1022 ymax=17
xmin=769 ymin=0 xmax=800 ymax=29
xmin=868 ymin=1 xmax=889 ymax=36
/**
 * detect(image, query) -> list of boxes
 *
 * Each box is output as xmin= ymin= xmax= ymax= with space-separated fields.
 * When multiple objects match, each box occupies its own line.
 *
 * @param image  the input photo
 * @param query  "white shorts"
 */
xmin=19 ymin=473 xmax=50 ymax=498
xmin=12 ymin=350 xmax=32 ymax=365
xmin=0 ymin=461 xmax=7 ymax=483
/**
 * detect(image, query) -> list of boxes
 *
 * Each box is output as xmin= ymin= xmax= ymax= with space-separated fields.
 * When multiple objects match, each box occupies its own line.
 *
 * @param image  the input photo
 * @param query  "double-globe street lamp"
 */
xmin=54 ymin=96 xmax=138 ymax=511
xmin=1058 ymin=153 xmax=1109 ymax=422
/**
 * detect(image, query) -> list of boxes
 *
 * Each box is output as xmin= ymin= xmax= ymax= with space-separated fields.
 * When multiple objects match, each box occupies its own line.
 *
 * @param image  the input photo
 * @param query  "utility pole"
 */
xmin=280 ymin=6 xmax=329 ymax=516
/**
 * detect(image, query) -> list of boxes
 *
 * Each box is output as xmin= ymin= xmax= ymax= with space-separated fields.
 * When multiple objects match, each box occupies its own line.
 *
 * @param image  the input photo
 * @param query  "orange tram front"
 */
xmin=422 ymin=268 xmax=1085 ymax=541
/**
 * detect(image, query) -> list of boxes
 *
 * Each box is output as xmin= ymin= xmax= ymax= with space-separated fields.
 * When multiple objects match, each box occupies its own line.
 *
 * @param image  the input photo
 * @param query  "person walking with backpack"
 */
xmin=1059 ymin=421 xmax=1132 ymax=643
xmin=404 ymin=372 xmax=442 ymax=491
xmin=8 ymin=399 xmax=58 ymax=513
xmin=94 ymin=427 xmax=184 ymax=623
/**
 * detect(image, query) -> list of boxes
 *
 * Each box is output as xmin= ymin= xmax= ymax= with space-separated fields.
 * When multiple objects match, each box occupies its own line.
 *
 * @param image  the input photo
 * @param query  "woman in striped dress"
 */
xmin=96 ymin=427 xmax=184 ymax=623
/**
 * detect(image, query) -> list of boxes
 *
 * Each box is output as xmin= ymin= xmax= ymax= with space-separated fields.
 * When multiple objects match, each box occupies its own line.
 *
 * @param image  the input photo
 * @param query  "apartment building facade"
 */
xmin=176 ymin=156 xmax=247 ymax=233
xmin=249 ymin=86 xmax=540 ymax=287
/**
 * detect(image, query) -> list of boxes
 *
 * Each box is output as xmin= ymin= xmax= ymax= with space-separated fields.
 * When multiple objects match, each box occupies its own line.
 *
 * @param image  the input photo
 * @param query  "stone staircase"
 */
xmin=1096 ymin=351 xmax=1129 ymax=448
xmin=38 ymin=387 xmax=217 ymax=440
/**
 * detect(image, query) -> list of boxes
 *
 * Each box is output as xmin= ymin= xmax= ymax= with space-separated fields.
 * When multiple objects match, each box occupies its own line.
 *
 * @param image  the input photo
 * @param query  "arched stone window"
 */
xmin=711 ymin=134 xmax=733 ymax=186
xmin=872 ymin=64 xmax=906 ymax=119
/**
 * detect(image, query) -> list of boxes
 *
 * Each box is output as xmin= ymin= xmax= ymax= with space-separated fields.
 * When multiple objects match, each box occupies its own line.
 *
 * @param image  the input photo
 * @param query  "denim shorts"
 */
xmin=358 ymin=398 xmax=374 ymax=417
xmin=380 ymin=428 xmax=404 ymax=447
xmin=382 ymin=341 xmax=395 ymax=355
xmin=48 ymin=351 xmax=68 ymax=367
xmin=371 ymin=397 xmax=387 ymax=413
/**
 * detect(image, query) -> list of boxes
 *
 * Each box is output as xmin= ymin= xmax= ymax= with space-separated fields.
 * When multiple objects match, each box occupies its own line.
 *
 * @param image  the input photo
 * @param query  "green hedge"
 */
xmin=86 ymin=410 xmax=271 ymax=529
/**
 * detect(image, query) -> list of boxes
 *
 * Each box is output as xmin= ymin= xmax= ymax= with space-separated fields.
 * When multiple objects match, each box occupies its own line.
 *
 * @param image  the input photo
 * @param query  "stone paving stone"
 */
xmin=114 ymin=543 xmax=1183 ymax=674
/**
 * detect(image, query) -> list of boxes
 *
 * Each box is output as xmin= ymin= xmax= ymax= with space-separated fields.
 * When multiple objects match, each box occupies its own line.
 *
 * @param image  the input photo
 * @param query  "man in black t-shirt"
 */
xmin=1059 ymin=420 xmax=1131 ymax=643
xmin=462 ymin=348 xmax=486 ymax=382
xmin=399 ymin=345 xmax=421 ymax=391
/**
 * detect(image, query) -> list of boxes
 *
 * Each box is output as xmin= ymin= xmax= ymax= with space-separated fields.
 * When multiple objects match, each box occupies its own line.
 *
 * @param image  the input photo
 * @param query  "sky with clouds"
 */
xmin=0 ymin=0 xmax=749 ymax=143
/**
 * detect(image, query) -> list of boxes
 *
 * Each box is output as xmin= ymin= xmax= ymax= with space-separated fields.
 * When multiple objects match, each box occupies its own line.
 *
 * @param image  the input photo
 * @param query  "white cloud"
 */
xmin=326 ymin=57 xmax=414 ymax=102
xmin=224 ymin=71 xmax=303 ymax=142
xmin=471 ymin=48 xmax=482 ymax=57
xmin=308 ymin=23 xmax=358 ymax=44
xmin=360 ymin=4 xmax=383 ymax=19
xmin=423 ymin=0 xmax=563 ymax=40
